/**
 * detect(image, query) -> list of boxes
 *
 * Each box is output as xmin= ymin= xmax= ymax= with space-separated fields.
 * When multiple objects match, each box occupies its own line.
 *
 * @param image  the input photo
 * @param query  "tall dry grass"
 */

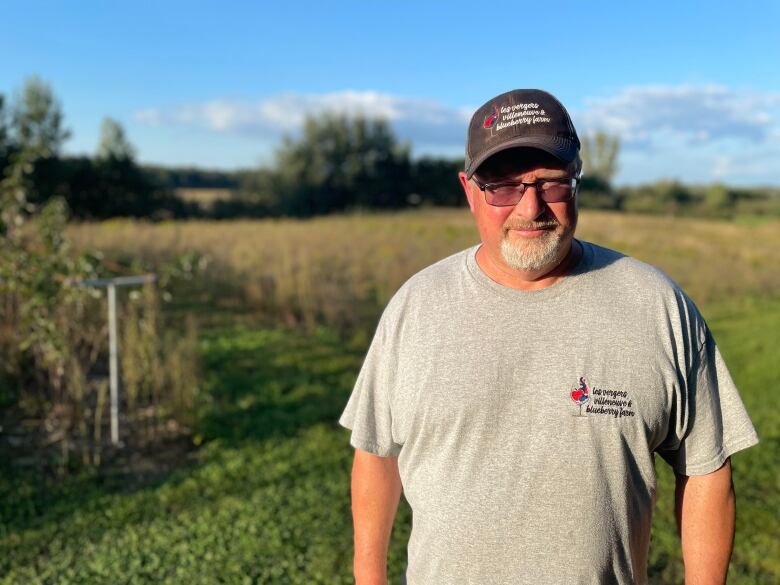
xmin=67 ymin=209 xmax=780 ymax=337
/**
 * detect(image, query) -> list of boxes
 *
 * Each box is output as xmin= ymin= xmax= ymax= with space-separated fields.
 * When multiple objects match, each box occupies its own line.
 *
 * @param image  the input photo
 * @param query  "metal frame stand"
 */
xmin=66 ymin=274 xmax=157 ymax=445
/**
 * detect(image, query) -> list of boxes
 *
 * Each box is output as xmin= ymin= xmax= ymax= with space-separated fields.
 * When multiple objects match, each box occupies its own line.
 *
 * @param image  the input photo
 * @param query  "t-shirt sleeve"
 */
xmin=338 ymin=313 xmax=403 ymax=457
xmin=657 ymin=327 xmax=759 ymax=475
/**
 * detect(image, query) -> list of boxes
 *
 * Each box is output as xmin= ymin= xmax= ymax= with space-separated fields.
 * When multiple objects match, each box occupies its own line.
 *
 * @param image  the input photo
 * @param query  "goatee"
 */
xmin=499 ymin=222 xmax=568 ymax=271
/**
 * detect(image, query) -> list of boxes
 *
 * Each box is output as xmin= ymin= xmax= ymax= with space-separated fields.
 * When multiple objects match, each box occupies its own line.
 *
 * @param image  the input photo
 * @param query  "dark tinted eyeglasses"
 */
xmin=472 ymin=176 xmax=580 ymax=207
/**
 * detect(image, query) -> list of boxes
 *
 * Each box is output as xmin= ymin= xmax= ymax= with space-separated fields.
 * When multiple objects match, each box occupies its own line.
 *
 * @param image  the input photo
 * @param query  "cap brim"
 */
xmin=465 ymin=137 xmax=578 ymax=179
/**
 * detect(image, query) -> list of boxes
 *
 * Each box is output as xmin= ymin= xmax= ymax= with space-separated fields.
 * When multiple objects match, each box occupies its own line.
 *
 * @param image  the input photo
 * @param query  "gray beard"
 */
xmin=500 ymin=230 xmax=566 ymax=272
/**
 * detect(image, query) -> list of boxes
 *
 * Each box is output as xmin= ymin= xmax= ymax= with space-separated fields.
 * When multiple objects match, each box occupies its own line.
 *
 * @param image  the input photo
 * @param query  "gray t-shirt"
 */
xmin=338 ymin=241 xmax=759 ymax=585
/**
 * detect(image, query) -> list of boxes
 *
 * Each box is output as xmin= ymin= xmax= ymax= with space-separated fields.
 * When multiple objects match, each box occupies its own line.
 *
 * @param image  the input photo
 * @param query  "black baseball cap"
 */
xmin=464 ymin=89 xmax=581 ymax=179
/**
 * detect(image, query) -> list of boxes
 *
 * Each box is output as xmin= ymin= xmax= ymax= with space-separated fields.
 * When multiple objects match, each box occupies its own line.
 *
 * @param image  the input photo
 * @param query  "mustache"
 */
xmin=503 ymin=219 xmax=559 ymax=230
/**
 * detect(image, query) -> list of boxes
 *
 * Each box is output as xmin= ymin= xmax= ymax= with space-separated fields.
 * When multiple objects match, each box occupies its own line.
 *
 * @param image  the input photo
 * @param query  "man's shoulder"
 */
xmin=382 ymin=246 xmax=475 ymax=316
xmin=582 ymin=241 xmax=709 ymax=349
xmin=584 ymin=240 xmax=683 ymax=294
xmin=405 ymin=245 xmax=474 ymax=287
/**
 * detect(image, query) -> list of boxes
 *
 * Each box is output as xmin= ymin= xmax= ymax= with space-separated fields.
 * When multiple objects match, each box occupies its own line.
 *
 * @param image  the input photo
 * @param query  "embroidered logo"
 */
xmin=487 ymin=102 xmax=551 ymax=133
xmin=568 ymin=376 xmax=637 ymax=419
xmin=483 ymin=106 xmax=499 ymax=129
xmin=570 ymin=376 xmax=590 ymax=417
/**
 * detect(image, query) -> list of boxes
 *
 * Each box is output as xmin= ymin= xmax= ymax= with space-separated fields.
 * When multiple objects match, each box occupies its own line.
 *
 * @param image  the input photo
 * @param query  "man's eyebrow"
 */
xmin=476 ymin=163 xmax=571 ymax=181
xmin=490 ymin=170 xmax=569 ymax=181
xmin=532 ymin=170 xmax=569 ymax=177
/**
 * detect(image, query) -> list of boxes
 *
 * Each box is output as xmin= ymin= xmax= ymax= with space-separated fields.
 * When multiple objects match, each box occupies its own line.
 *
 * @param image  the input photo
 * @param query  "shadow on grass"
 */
xmin=195 ymin=324 xmax=365 ymax=445
xmin=0 ymin=323 xmax=365 ymax=539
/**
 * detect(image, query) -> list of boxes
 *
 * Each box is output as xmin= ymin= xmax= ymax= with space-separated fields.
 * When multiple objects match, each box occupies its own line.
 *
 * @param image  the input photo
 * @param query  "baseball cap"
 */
xmin=464 ymin=89 xmax=581 ymax=179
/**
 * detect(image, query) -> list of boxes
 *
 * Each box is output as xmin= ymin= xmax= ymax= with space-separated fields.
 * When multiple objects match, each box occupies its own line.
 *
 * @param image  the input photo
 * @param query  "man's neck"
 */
xmin=475 ymin=239 xmax=583 ymax=291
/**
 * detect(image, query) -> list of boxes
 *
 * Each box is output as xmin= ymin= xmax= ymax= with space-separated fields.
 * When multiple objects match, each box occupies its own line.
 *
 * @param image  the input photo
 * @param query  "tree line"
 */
xmin=0 ymin=77 xmax=186 ymax=219
xmin=2 ymin=76 xmax=778 ymax=220
xmin=0 ymin=77 xmax=464 ymax=220
xmin=233 ymin=114 xmax=463 ymax=217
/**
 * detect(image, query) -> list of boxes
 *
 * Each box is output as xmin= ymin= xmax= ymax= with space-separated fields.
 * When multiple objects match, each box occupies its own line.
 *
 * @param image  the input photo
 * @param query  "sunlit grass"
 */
xmin=68 ymin=209 xmax=780 ymax=330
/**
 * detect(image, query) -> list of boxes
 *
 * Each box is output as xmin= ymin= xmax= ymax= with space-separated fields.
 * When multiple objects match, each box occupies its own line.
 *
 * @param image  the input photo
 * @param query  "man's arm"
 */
xmin=675 ymin=458 xmax=736 ymax=585
xmin=350 ymin=448 xmax=403 ymax=585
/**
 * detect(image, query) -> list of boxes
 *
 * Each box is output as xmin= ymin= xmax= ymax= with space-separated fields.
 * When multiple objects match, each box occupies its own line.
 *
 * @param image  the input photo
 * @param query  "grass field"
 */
xmin=175 ymin=188 xmax=235 ymax=211
xmin=1 ymin=209 xmax=778 ymax=583
xmin=66 ymin=209 xmax=780 ymax=334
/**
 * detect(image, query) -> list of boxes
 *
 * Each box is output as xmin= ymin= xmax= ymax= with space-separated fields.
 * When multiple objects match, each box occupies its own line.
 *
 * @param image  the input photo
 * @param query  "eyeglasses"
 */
xmin=472 ymin=176 xmax=580 ymax=207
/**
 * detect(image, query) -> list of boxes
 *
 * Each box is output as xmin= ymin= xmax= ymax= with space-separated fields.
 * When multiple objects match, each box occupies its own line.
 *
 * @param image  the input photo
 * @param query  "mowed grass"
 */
xmin=1 ymin=210 xmax=777 ymax=583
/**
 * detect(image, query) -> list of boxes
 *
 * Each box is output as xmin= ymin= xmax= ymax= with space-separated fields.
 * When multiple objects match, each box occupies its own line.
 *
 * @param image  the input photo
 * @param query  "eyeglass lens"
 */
xmin=486 ymin=182 xmax=573 ymax=206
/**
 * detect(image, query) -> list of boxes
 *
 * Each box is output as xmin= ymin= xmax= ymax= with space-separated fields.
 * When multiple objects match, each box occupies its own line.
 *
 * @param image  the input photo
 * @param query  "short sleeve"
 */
xmin=657 ymin=327 xmax=759 ymax=475
xmin=338 ymin=313 xmax=404 ymax=457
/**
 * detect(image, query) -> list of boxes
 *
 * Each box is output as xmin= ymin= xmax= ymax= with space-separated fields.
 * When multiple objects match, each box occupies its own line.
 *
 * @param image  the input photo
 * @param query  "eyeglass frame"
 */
xmin=471 ymin=174 xmax=582 ymax=207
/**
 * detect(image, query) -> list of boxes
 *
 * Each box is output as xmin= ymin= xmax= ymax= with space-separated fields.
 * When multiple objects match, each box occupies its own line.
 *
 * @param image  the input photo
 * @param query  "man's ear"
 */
xmin=458 ymin=172 xmax=476 ymax=213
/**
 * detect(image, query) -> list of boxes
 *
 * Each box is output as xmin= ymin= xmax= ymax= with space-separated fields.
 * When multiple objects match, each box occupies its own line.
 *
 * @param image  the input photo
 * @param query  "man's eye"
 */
xmin=491 ymin=185 xmax=520 ymax=196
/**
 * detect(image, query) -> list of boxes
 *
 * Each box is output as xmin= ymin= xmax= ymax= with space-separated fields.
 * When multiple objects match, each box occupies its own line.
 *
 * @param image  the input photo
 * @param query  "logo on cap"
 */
xmin=483 ymin=106 xmax=499 ymax=129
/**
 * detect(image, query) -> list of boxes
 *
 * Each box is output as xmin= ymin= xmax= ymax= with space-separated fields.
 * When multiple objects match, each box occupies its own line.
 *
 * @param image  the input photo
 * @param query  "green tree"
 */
xmin=96 ymin=117 xmax=136 ymax=161
xmin=10 ymin=76 xmax=70 ymax=156
xmin=620 ymin=180 xmax=693 ymax=214
xmin=581 ymin=131 xmax=621 ymax=184
xmin=237 ymin=167 xmax=280 ymax=215
xmin=0 ymin=79 xmax=91 ymax=402
xmin=579 ymin=131 xmax=622 ymax=209
xmin=272 ymin=114 xmax=411 ymax=216
xmin=46 ymin=116 xmax=181 ymax=219
xmin=704 ymin=183 xmax=735 ymax=214
xmin=0 ymin=94 xmax=9 ymax=156
xmin=409 ymin=157 xmax=464 ymax=206
xmin=1 ymin=79 xmax=59 ymax=237
xmin=3 ymin=77 xmax=72 ymax=210
xmin=91 ymin=117 xmax=174 ymax=217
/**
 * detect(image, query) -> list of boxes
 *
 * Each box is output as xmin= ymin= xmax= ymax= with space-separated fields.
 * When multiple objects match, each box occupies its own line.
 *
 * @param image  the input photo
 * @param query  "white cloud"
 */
xmin=134 ymin=91 xmax=472 ymax=148
xmin=577 ymin=84 xmax=780 ymax=147
xmin=134 ymin=108 xmax=163 ymax=127
xmin=712 ymin=155 xmax=735 ymax=180
xmin=133 ymin=86 xmax=780 ymax=184
xmin=573 ymin=84 xmax=780 ymax=185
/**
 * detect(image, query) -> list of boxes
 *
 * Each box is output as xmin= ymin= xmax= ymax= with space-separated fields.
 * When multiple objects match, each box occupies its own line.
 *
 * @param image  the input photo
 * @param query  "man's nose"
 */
xmin=510 ymin=186 xmax=545 ymax=221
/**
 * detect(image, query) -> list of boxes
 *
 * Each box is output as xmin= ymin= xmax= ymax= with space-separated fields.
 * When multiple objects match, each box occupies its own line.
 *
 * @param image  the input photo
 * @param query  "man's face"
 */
xmin=459 ymin=148 xmax=579 ymax=275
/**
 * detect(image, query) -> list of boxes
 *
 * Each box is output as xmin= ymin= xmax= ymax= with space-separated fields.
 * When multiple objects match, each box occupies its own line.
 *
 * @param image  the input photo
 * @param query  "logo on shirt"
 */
xmin=569 ymin=376 xmax=636 ymax=419
xmin=570 ymin=376 xmax=590 ymax=417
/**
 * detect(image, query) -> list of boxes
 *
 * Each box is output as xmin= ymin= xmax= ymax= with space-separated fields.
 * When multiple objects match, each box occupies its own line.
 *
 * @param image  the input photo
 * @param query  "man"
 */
xmin=338 ymin=89 xmax=759 ymax=585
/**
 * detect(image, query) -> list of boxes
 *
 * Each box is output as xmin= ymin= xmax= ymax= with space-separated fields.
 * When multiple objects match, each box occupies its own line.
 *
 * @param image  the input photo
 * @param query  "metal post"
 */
xmin=64 ymin=273 xmax=156 ymax=448
xmin=108 ymin=283 xmax=120 ymax=445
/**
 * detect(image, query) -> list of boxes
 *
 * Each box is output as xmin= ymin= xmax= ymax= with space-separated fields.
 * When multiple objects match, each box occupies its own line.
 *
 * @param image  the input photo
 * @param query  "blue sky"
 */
xmin=2 ymin=0 xmax=779 ymax=186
